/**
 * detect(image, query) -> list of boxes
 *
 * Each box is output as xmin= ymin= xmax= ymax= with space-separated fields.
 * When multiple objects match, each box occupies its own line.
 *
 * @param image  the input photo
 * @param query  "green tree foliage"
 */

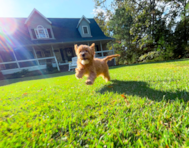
xmin=93 ymin=0 xmax=189 ymax=64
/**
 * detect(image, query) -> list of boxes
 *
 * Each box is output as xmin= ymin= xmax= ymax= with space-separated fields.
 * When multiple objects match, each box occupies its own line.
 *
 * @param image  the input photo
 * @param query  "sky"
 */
xmin=0 ymin=0 xmax=105 ymax=18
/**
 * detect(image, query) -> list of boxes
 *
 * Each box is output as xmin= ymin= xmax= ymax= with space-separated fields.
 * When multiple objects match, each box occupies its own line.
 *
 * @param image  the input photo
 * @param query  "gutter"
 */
xmin=0 ymin=38 xmax=115 ymax=49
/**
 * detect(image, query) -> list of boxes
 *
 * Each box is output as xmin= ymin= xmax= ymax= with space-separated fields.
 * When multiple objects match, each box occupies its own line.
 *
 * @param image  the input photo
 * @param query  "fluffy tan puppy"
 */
xmin=74 ymin=43 xmax=120 ymax=85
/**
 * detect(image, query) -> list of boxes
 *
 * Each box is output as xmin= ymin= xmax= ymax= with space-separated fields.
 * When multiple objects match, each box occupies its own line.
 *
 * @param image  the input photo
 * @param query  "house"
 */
xmin=0 ymin=8 xmax=115 ymax=76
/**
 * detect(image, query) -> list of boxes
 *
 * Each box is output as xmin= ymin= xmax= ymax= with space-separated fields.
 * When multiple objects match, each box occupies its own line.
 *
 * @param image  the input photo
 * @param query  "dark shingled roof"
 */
xmin=0 ymin=18 xmax=113 ymax=49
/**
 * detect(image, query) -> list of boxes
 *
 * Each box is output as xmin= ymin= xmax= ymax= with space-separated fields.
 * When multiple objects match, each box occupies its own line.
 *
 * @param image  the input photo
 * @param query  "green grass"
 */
xmin=0 ymin=59 xmax=189 ymax=147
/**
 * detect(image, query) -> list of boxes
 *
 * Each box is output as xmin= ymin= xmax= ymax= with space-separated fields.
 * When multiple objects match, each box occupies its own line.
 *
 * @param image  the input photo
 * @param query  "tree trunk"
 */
xmin=184 ymin=0 xmax=187 ymax=45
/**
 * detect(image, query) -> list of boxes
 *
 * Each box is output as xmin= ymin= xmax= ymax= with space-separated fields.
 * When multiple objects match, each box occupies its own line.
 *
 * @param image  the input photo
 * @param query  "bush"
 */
xmin=116 ymin=45 xmax=142 ymax=65
xmin=46 ymin=63 xmax=54 ymax=72
xmin=161 ymin=45 xmax=175 ymax=60
xmin=46 ymin=63 xmax=59 ymax=74
xmin=8 ymin=69 xmax=29 ymax=79
xmin=138 ymin=51 xmax=160 ymax=62
xmin=20 ymin=69 xmax=29 ymax=76
xmin=184 ymin=46 xmax=189 ymax=58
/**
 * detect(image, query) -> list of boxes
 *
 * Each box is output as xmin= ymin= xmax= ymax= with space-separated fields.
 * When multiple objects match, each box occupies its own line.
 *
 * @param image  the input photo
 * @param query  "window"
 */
xmin=0 ymin=51 xmax=15 ymax=62
xmin=19 ymin=61 xmax=38 ymax=68
xmin=44 ymin=50 xmax=51 ymax=57
xmin=31 ymin=25 xmax=49 ymax=39
xmin=4 ymin=63 xmax=18 ymax=70
xmin=14 ymin=49 xmax=35 ymax=60
xmin=82 ymin=26 xmax=89 ymax=34
xmin=36 ymin=51 xmax=43 ymax=58
xmin=31 ymin=29 xmax=37 ymax=39
xmin=47 ymin=29 xmax=52 ymax=38
xmin=36 ymin=25 xmax=49 ymax=39
xmin=31 ymin=27 xmax=53 ymax=39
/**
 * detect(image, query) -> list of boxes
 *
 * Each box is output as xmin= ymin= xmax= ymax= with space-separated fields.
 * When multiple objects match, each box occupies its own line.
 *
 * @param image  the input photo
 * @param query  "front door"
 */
xmin=64 ymin=47 xmax=74 ymax=62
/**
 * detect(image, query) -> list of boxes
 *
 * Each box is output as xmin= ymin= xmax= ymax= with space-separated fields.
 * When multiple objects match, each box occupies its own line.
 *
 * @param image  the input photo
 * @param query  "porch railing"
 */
xmin=0 ymin=41 xmax=116 ymax=74
xmin=0 ymin=57 xmax=56 ymax=74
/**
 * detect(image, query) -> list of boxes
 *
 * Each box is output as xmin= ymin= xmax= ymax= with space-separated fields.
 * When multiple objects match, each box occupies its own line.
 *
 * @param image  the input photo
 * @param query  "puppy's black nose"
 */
xmin=82 ymin=53 xmax=85 ymax=57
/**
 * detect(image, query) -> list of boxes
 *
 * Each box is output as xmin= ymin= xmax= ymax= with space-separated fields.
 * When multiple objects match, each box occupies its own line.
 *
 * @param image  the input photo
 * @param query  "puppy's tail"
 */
xmin=103 ymin=54 xmax=120 ymax=62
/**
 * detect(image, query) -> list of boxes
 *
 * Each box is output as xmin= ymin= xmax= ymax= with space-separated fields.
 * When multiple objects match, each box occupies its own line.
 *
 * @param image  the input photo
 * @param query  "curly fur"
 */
xmin=74 ymin=43 xmax=120 ymax=85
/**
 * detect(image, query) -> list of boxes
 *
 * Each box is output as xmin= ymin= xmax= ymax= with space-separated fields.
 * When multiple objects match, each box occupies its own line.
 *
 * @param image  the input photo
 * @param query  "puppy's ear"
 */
xmin=74 ymin=44 xmax=78 ymax=54
xmin=90 ymin=43 xmax=95 ymax=56
xmin=90 ymin=43 xmax=95 ymax=49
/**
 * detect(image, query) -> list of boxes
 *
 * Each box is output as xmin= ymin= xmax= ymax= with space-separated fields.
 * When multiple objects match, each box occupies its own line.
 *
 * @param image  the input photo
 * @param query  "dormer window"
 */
xmin=35 ymin=25 xmax=49 ymax=39
xmin=77 ymin=16 xmax=92 ymax=37
xmin=31 ymin=25 xmax=53 ymax=39
xmin=82 ymin=26 xmax=89 ymax=34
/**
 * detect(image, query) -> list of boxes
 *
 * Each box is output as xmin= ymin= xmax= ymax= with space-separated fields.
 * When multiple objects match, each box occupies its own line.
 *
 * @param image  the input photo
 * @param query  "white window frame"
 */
xmin=82 ymin=25 xmax=89 ymax=35
xmin=35 ymin=25 xmax=49 ymax=39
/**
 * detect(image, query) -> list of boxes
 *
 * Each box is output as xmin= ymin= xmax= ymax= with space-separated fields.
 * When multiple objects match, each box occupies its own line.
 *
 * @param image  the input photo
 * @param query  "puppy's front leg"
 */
xmin=86 ymin=71 xmax=96 ymax=85
xmin=75 ymin=68 xmax=85 ymax=79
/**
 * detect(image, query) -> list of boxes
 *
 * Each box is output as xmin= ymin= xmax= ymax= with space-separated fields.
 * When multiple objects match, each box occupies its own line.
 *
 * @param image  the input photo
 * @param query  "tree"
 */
xmin=93 ymin=0 xmax=189 ymax=64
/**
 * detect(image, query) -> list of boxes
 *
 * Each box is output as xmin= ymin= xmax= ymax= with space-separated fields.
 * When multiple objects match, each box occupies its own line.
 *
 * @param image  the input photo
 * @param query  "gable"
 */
xmin=26 ymin=12 xmax=52 ymax=28
xmin=77 ymin=16 xmax=92 ymax=38
xmin=25 ymin=11 xmax=55 ymax=40
xmin=77 ymin=15 xmax=90 ymax=28
xmin=25 ymin=9 xmax=52 ymax=25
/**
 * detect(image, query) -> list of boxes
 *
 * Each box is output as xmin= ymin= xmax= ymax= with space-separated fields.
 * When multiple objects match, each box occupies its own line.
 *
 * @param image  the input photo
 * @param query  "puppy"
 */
xmin=74 ymin=43 xmax=120 ymax=85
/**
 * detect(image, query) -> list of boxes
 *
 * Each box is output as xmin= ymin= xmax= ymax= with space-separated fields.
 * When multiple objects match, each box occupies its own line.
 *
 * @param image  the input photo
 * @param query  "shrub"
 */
xmin=46 ymin=63 xmax=54 ymax=72
xmin=46 ymin=63 xmax=59 ymax=74
xmin=138 ymin=51 xmax=160 ymax=62
xmin=20 ymin=69 xmax=29 ymax=76
xmin=161 ymin=45 xmax=175 ymax=60
xmin=184 ymin=46 xmax=189 ymax=58
xmin=117 ymin=45 xmax=142 ymax=65
xmin=7 ymin=69 xmax=30 ymax=79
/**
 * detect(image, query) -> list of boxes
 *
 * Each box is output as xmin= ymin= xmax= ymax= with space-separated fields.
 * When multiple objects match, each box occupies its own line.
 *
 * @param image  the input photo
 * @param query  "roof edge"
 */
xmin=76 ymin=15 xmax=91 ymax=28
xmin=0 ymin=38 xmax=114 ymax=49
xmin=24 ymin=8 xmax=52 ymax=25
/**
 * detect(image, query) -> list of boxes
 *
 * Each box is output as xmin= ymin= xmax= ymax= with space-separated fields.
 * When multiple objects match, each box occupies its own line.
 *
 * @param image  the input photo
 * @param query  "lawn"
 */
xmin=0 ymin=59 xmax=189 ymax=147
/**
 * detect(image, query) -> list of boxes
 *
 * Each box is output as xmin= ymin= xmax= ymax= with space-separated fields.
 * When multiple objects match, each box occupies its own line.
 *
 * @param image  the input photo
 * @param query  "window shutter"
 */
xmin=31 ymin=29 xmax=37 ymax=39
xmin=47 ymin=29 xmax=52 ymax=38
xmin=34 ymin=29 xmax=39 ymax=39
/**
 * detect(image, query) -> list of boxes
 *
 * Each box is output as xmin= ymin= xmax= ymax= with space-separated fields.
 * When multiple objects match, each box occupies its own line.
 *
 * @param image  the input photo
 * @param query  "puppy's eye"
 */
xmin=85 ymin=50 xmax=88 ymax=53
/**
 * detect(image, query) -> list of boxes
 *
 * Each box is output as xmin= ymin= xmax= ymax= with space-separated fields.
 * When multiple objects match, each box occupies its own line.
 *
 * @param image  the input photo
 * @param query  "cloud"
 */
xmin=92 ymin=8 xmax=106 ymax=15
xmin=91 ymin=7 xmax=110 ymax=21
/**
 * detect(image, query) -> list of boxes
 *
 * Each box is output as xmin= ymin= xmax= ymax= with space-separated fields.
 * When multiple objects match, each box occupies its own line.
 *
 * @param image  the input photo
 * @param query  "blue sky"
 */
xmin=0 ymin=0 xmax=104 ymax=18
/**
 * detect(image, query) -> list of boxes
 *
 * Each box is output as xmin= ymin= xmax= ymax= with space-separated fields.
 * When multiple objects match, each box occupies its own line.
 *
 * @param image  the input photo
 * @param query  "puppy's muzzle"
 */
xmin=82 ymin=53 xmax=85 ymax=58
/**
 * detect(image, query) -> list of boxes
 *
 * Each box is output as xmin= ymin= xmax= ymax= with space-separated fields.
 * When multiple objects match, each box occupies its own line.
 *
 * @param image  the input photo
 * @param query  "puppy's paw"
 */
xmin=105 ymin=78 xmax=110 ymax=82
xmin=75 ymin=74 xmax=82 ymax=79
xmin=85 ymin=80 xmax=93 ymax=85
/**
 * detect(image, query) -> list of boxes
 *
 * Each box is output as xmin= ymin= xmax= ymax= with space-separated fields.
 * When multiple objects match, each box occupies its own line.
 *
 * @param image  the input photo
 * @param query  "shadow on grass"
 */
xmin=0 ymin=71 xmax=75 ymax=87
xmin=98 ymin=80 xmax=189 ymax=102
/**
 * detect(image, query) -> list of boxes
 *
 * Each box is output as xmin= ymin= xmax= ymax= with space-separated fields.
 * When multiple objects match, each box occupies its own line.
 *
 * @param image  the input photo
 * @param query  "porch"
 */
xmin=0 ymin=41 xmax=115 ymax=75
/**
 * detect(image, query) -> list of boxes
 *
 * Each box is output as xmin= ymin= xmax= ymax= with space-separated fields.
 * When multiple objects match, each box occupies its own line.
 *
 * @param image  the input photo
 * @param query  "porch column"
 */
xmin=51 ymin=45 xmax=60 ymax=71
xmin=12 ymin=49 xmax=20 ymax=68
xmin=32 ymin=46 xmax=40 ymax=65
xmin=111 ymin=42 xmax=116 ymax=65
xmin=100 ymin=41 xmax=104 ymax=57
xmin=73 ymin=43 xmax=76 ymax=56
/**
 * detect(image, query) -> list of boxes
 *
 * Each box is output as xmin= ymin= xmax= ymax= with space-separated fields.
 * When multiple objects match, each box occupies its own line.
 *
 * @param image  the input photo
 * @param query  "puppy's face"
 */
xmin=74 ymin=43 xmax=95 ymax=65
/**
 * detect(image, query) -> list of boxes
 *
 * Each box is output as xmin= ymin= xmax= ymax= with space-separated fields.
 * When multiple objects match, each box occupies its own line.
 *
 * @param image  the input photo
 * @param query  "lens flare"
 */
xmin=0 ymin=18 xmax=17 ymax=35
xmin=0 ymin=18 xmax=18 ymax=52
